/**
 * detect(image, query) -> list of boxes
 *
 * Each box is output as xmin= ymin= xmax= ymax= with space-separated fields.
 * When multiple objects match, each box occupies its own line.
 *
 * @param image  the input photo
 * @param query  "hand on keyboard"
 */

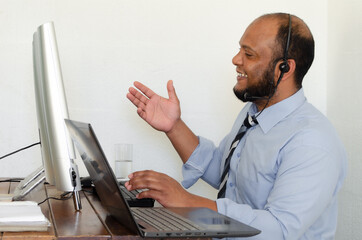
xmin=125 ymin=170 xmax=193 ymax=207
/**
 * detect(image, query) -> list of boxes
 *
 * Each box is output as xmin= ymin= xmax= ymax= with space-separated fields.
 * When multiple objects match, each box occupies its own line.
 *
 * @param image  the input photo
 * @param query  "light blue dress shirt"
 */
xmin=182 ymin=89 xmax=347 ymax=240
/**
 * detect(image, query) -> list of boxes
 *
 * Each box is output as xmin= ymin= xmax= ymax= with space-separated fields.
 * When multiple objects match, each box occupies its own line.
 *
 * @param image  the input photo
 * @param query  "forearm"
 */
xmin=187 ymin=193 xmax=217 ymax=211
xmin=166 ymin=119 xmax=199 ymax=164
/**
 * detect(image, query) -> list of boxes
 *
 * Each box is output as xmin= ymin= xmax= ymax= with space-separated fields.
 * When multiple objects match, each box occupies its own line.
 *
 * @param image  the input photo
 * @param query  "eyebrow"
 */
xmin=240 ymin=44 xmax=256 ymax=54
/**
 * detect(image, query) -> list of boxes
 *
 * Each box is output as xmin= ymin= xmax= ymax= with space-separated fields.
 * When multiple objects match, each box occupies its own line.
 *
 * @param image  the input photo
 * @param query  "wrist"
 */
xmin=166 ymin=118 xmax=183 ymax=137
xmin=186 ymin=192 xmax=217 ymax=211
xmin=165 ymin=119 xmax=199 ymax=163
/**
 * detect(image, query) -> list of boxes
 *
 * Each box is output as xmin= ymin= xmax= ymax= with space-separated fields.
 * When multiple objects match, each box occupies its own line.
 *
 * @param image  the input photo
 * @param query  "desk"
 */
xmin=0 ymin=180 xmax=208 ymax=240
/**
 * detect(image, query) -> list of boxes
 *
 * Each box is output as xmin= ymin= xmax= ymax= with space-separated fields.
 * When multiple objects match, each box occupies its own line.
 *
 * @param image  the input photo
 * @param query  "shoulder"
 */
xmin=286 ymin=102 xmax=341 ymax=148
xmin=277 ymin=102 xmax=347 ymax=170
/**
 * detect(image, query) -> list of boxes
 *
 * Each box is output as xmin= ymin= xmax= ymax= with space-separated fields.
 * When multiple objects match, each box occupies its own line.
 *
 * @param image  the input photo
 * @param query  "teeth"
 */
xmin=237 ymin=72 xmax=248 ymax=78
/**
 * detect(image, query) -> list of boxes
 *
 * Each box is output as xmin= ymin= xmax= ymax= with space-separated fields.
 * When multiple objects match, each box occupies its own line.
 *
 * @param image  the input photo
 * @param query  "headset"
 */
xmin=278 ymin=14 xmax=292 ymax=76
xmin=244 ymin=14 xmax=292 ymax=102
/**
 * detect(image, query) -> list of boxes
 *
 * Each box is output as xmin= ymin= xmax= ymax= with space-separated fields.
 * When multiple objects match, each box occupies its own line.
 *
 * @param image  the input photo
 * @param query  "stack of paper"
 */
xmin=0 ymin=201 xmax=51 ymax=232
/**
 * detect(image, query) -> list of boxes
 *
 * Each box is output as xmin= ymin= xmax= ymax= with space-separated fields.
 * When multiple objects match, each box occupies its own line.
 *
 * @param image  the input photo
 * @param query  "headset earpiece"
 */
xmin=279 ymin=60 xmax=290 ymax=73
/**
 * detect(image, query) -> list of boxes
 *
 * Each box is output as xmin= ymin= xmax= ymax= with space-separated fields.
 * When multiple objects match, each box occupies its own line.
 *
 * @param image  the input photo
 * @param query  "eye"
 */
xmin=238 ymin=46 xmax=256 ymax=58
xmin=244 ymin=50 xmax=254 ymax=58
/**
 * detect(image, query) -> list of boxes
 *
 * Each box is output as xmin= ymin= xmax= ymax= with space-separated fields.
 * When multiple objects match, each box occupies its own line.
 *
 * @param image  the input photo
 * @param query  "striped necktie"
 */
xmin=217 ymin=114 xmax=258 ymax=199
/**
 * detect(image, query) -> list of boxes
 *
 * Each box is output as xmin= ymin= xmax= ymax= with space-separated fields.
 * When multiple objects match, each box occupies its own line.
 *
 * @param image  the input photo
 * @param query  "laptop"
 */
xmin=65 ymin=119 xmax=261 ymax=238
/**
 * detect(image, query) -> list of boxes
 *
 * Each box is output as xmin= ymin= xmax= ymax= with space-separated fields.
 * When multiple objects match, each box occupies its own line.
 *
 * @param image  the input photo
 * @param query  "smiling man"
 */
xmin=126 ymin=13 xmax=347 ymax=239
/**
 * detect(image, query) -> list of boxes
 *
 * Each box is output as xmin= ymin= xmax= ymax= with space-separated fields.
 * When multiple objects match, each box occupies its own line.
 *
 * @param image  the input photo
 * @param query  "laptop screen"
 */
xmin=64 ymin=119 xmax=140 ymax=235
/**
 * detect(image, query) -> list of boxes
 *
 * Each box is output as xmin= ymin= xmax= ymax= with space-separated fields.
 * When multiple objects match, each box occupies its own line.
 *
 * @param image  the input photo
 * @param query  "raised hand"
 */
xmin=126 ymin=80 xmax=181 ymax=133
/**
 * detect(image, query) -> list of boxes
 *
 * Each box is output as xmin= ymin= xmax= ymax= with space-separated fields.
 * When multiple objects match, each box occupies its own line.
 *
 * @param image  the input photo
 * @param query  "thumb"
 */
xmin=167 ymin=80 xmax=179 ymax=102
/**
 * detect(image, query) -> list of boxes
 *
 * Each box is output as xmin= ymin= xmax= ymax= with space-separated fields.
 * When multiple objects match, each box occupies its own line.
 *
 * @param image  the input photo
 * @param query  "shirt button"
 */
xmin=237 ymin=153 xmax=241 ymax=157
xmin=229 ymin=183 xmax=234 ymax=187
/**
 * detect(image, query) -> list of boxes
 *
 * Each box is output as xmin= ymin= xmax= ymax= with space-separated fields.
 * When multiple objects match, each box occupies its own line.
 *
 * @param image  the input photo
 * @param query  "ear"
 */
xmin=276 ymin=59 xmax=296 ymax=83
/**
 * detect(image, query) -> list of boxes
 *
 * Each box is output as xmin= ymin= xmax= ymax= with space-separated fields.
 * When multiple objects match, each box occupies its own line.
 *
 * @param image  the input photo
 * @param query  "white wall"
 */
xmin=328 ymin=0 xmax=362 ymax=239
xmin=0 ymin=0 xmax=328 ymax=211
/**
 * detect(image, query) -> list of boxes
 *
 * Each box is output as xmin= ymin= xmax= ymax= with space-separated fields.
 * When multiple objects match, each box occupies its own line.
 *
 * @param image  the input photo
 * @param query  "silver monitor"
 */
xmin=31 ymin=22 xmax=81 ymax=210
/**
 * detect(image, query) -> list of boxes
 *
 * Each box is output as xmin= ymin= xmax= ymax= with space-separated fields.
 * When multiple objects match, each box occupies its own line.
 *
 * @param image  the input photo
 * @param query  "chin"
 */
xmin=233 ymin=87 xmax=248 ymax=102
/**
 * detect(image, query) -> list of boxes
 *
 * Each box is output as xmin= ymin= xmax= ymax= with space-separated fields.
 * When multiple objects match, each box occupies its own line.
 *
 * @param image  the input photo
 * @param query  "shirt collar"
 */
xmin=248 ymin=88 xmax=307 ymax=134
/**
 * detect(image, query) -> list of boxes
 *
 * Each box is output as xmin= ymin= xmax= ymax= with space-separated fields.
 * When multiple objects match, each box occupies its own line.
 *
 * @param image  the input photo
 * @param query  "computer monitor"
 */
xmin=31 ymin=22 xmax=81 ymax=210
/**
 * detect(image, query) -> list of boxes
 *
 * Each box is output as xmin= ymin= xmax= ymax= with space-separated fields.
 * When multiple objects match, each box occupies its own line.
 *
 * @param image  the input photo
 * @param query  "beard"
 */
xmin=233 ymin=61 xmax=275 ymax=102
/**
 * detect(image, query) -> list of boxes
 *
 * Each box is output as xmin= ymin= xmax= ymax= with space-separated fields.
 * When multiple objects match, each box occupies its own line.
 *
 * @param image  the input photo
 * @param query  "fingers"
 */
xmin=124 ymin=177 xmax=160 ymax=201
xmin=133 ymin=81 xmax=156 ymax=99
xmin=126 ymin=170 xmax=164 ymax=192
xmin=126 ymin=81 xmax=160 ymax=116
xmin=136 ymin=107 xmax=148 ymax=121
xmin=127 ymin=87 xmax=149 ymax=121
xmin=126 ymin=171 xmax=169 ymax=204
xmin=136 ymin=189 xmax=161 ymax=201
xmin=127 ymin=81 xmax=176 ymax=105
xmin=166 ymin=80 xmax=179 ymax=103
xmin=127 ymin=87 xmax=148 ymax=108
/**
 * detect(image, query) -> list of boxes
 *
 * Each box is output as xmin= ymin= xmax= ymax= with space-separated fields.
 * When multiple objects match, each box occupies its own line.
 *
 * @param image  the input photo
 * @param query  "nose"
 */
xmin=232 ymin=50 xmax=243 ymax=66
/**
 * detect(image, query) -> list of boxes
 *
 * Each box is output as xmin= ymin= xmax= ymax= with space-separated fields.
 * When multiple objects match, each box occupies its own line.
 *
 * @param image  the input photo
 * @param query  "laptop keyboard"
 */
xmin=118 ymin=183 xmax=155 ymax=207
xmin=119 ymin=185 xmax=141 ymax=199
xmin=132 ymin=208 xmax=203 ymax=231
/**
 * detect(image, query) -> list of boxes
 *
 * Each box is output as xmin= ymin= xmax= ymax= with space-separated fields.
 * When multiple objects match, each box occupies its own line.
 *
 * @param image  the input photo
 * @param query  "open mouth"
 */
xmin=237 ymin=72 xmax=248 ymax=80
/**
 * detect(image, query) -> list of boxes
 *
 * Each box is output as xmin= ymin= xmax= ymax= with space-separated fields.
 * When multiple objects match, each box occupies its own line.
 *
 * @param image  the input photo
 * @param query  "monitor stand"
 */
xmin=12 ymin=166 xmax=45 ymax=200
xmin=12 ymin=166 xmax=82 ymax=211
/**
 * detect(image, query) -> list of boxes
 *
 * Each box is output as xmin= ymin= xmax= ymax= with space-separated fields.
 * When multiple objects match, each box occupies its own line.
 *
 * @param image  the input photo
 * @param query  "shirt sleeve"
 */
xmin=216 ymin=142 xmax=345 ymax=240
xmin=181 ymin=106 xmax=251 ymax=190
xmin=181 ymin=135 xmax=230 ymax=189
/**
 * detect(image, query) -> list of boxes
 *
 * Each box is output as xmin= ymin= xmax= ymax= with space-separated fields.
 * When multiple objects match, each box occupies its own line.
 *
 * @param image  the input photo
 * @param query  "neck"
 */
xmin=253 ymin=86 xmax=299 ymax=112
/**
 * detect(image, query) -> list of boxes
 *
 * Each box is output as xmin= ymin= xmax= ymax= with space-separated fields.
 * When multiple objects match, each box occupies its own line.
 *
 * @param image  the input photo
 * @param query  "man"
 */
xmin=126 ymin=13 xmax=347 ymax=239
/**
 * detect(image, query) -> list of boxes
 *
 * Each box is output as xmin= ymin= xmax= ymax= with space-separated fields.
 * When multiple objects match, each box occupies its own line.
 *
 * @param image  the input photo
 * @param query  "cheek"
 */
xmin=246 ymin=64 xmax=265 ymax=84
